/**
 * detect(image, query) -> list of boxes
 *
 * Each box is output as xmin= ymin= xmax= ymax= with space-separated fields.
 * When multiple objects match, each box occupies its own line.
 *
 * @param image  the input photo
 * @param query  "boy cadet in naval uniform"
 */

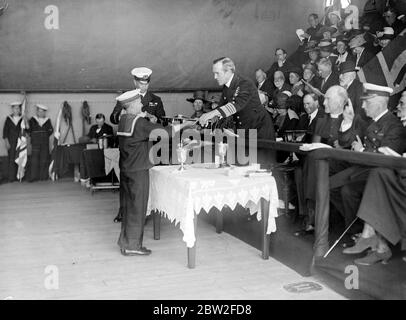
xmin=110 ymin=67 xmax=165 ymax=223
xmin=115 ymin=89 xmax=193 ymax=256
xmin=28 ymin=104 xmax=54 ymax=182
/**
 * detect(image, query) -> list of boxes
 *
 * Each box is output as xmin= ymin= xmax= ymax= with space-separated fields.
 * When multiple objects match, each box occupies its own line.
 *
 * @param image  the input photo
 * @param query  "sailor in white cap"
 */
xmin=27 ymin=104 xmax=53 ymax=182
xmin=110 ymin=67 xmax=166 ymax=127
xmin=3 ymin=101 xmax=23 ymax=182
xmin=115 ymin=89 xmax=193 ymax=256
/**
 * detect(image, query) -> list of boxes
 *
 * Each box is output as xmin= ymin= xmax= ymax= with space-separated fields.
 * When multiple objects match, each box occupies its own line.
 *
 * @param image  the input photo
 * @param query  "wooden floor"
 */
xmin=0 ymin=180 xmax=345 ymax=300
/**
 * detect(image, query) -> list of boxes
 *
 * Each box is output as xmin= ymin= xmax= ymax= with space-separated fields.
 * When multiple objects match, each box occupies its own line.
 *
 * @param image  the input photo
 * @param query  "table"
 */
xmin=147 ymin=164 xmax=279 ymax=268
xmin=55 ymin=143 xmax=87 ymax=179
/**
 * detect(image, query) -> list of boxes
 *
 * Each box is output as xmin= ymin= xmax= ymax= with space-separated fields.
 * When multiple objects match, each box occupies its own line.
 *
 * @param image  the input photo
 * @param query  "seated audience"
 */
xmin=318 ymin=40 xmax=338 ymax=66
xmin=338 ymin=60 xmax=367 ymax=119
xmin=302 ymin=63 xmax=321 ymax=95
xmin=87 ymin=113 xmax=114 ymax=147
xmin=297 ymin=93 xmax=325 ymax=142
xmin=316 ymin=25 xmax=338 ymax=41
xmin=266 ymin=48 xmax=294 ymax=80
xmin=335 ymin=35 xmax=354 ymax=69
xmin=288 ymin=67 xmax=305 ymax=97
xmin=377 ymin=27 xmax=395 ymax=50
xmin=329 ymin=84 xmax=406 ymax=237
xmin=334 ymin=88 xmax=406 ymax=265
xmin=349 ymin=34 xmax=375 ymax=70
xmin=186 ymin=90 xmax=208 ymax=119
xmin=255 ymin=68 xmax=274 ymax=98
xmin=274 ymin=92 xmax=299 ymax=137
xmin=383 ymin=6 xmax=406 ymax=36
xmin=317 ymin=58 xmax=339 ymax=95
xmin=301 ymin=86 xmax=367 ymax=234
xmin=303 ymin=40 xmax=320 ymax=68
xmin=271 ymin=70 xmax=291 ymax=104
xmin=303 ymin=13 xmax=323 ymax=41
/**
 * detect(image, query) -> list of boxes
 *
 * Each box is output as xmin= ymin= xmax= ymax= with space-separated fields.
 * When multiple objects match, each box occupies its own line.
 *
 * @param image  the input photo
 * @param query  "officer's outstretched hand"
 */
xmin=199 ymin=110 xmax=221 ymax=127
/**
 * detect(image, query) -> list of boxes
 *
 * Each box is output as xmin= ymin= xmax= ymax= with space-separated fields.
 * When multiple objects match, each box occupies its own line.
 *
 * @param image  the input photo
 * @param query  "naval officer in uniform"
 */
xmin=198 ymin=57 xmax=275 ymax=140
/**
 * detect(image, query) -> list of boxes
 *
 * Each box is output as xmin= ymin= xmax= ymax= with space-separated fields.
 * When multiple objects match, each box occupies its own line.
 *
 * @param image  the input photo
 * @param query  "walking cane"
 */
xmin=323 ymin=217 xmax=359 ymax=258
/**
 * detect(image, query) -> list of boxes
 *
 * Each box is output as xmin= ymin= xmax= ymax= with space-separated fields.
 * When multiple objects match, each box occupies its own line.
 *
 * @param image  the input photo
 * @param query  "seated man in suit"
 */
xmin=87 ymin=113 xmax=114 ymax=147
xmin=266 ymin=48 xmax=294 ymax=81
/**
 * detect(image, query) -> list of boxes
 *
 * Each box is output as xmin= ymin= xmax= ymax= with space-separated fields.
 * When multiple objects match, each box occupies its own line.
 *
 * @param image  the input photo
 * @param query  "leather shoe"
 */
xmin=343 ymin=235 xmax=378 ymax=254
xmin=354 ymin=249 xmax=392 ymax=266
xmin=121 ymin=247 xmax=152 ymax=256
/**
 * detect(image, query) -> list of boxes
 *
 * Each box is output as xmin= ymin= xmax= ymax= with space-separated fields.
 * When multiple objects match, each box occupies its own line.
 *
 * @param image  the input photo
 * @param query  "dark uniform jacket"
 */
xmin=3 ymin=116 xmax=22 ymax=147
xmin=361 ymin=111 xmax=406 ymax=154
xmin=110 ymin=91 xmax=166 ymax=125
xmin=28 ymin=117 xmax=53 ymax=145
xmin=216 ymin=73 xmax=275 ymax=140
xmin=117 ymin=114 xmax=171 ymax=173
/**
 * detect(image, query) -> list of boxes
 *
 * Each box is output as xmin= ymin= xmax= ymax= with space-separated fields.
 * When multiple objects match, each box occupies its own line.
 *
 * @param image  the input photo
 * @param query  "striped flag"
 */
xmin=15 ymin=96 xmax=28 ymax=181
xmin=49 ymin=107 xmax=62 ymax=181
xmin=358 ymin=30 xmax=406 ymax=95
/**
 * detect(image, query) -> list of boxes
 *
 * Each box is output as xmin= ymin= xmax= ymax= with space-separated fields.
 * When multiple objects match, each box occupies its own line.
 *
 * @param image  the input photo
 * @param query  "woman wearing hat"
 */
xmin=303 ymin=40 xmax=320 ymax=68
xmin=27 ymin=104 xmax=54 ymax=182
xmin=302 ymin=63 xmax=321 ymax=95
xmin=349 ymin=34 xmax=375 ymax=69
xmin=377 ymin=27 xmax=395 ymax=49
xmin=288 ymin=67 xmax=305 ymax=97
xmin=3 ymin=102 xmax=23 ymax=182
xmin=187 ymin=91 xmax=208 ymax=119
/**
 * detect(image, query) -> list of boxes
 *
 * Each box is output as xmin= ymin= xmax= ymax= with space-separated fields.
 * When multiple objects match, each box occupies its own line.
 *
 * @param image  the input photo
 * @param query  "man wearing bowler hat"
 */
xmin=28 ymin=104 xmax=54 ymax=182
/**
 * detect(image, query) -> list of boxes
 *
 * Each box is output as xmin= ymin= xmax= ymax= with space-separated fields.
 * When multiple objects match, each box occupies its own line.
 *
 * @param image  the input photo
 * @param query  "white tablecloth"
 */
xmin=147 ymin=165 xmax=279 ymax=248
xmin=104 ymin=148 xmax=120 ymax=181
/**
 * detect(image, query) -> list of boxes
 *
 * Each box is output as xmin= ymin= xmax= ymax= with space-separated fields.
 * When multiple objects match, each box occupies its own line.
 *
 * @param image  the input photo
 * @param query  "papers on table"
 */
xmin=299 ymin=143 xmax=333 ymax=151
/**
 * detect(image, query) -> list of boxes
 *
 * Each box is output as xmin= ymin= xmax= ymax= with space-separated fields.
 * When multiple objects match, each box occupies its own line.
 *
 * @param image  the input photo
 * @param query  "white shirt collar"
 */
xmin=225 ymin=73 xmax=235 ymax=88
xmin=373 ymin=109 xmax=388 ymax=122
xmin=34 ymin=116 xmax=49 ymax=126
xmin=258 ymin=79 xmax=265 ymax=88
xmin=309 ymin=108 xmax=319 ymax=123
xmin=330 ymin=113 xmax=341 ymax=119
